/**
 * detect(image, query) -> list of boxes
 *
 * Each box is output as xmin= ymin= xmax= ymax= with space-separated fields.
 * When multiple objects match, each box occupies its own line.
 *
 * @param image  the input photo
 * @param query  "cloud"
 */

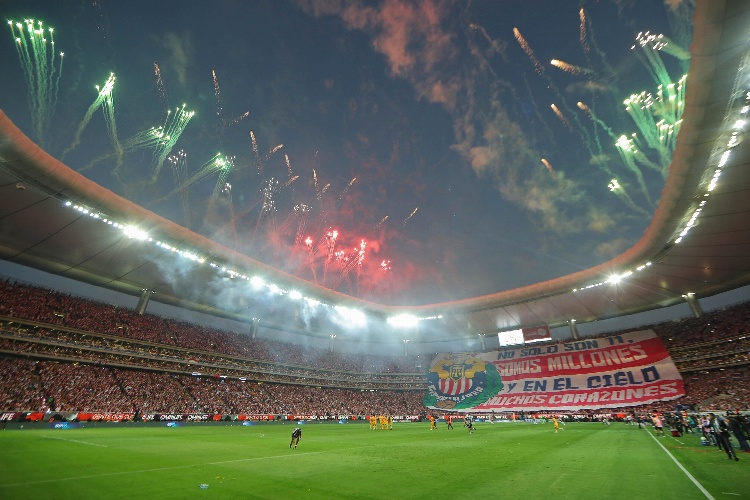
xmin=158 ymin=31 xmax=192 ymax=87
xmin=427 ymin=79 xmax=461 ymax=106
xmin=297 ymin=0 xmax=456 ymax=90
xmin=594 ymin=237 xmax=631 ymax=257
xmin=587 ymin=209 xmax=616 ymax=233
xmin=663 ymin=0 xmax=687 ymax=11
xmin=296 ymin=0 xmax=645 ymax=247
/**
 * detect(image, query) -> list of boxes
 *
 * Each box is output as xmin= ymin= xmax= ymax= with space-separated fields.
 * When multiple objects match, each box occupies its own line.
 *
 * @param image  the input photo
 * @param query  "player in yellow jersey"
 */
xmin=553 ymin=416 xmax=560 ymax=433
xmin=370 ymin=415 xmax=377 ymax=430
xmin=429 ymin=415 xmax=438 ymax=430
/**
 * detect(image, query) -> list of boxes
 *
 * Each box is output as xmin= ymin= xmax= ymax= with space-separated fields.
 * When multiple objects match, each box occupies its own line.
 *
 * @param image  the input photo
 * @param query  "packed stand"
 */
xmin=2 ymin=278 xmax=750 ymax=416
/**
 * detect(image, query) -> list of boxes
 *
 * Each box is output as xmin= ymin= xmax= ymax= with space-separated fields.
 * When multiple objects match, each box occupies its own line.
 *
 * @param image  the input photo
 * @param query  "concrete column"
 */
xmin=683 ymin=293 xmax=703 ymax=318
xmin=136 ymin=289 xmax=152 ymax=315
xmin=568 ymin=319 xmax=579 ymax=340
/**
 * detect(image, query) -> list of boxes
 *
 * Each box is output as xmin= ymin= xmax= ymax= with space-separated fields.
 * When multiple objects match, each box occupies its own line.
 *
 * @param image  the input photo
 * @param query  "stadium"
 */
xmin=1 ymin=0 xmax=749 ymax=498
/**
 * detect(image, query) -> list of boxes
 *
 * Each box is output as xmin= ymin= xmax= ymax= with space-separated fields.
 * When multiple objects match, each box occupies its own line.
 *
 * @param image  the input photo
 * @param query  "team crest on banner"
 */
xmin=423 ymin=353 xmax=504 ymax=410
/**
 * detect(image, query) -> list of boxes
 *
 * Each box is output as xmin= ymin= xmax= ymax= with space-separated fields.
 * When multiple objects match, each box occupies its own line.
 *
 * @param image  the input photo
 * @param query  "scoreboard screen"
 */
xmin=497 ymin=329 xmax=524 ymax=347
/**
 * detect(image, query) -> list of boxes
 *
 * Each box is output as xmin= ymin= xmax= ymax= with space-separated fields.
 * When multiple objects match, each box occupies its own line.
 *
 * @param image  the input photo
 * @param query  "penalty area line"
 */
xmin=645 ymin=429 xmax=714 ymax=500
xmin=39 ymin=435 xmax=108 ymax=447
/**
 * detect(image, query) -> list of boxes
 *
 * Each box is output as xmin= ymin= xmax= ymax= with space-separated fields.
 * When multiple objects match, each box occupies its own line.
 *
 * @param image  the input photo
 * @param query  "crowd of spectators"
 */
xmin=36 ymin=362 xmax=133 ymax=413
xmin=1 ymin=279 xmax=749 ymax=416
xmin=0 ymin=358 xmax=427 ymax=416
xmin=652 ymin=303 xmax=750 ymax=349
xmin=0 ymin=323 xmax=425 ymax=389
xmin=0 ymin=357 xmax=43 ymax=411
xmin=0 ymin=280 xmax=424 ymax=374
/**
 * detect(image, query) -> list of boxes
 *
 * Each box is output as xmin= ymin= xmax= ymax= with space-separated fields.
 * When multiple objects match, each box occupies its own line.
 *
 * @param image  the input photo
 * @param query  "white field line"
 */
xmin=39 ymin=435 xmax=108 ymax=447
xmin=645 ymin=428 xmax=714 ymax=500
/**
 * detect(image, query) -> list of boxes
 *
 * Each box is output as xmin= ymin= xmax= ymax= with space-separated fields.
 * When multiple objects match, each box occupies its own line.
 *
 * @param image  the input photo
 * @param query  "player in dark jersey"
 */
xmin=290 ymin=427 xmax=302 ymax=449
xmin=464 ymin=415 xmax=474 ymax=434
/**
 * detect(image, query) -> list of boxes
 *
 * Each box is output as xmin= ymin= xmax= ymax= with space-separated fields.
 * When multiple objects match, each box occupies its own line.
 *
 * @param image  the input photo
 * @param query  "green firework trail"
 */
xmin=63 ymin=73 xmax=116 ymax=159
xmin=7 ymin=19 xmax=65 ymax=146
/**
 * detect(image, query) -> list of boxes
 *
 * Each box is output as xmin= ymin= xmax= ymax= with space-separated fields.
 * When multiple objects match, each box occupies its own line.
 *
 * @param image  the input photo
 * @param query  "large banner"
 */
xmin=423 ymin=330 xmax=685 ymax=412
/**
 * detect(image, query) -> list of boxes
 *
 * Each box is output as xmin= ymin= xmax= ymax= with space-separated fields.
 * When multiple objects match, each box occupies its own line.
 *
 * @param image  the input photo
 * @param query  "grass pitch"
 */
xmin=1 ymin=420 xmax=747 ymax=499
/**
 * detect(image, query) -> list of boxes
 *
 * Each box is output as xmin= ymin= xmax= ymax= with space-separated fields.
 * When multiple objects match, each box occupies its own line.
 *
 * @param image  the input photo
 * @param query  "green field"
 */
xmin=1 ymin=421 xmax=747 ymax=499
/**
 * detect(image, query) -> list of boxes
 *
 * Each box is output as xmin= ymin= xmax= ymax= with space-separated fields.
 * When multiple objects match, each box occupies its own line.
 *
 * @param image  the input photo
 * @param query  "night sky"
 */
xmin=0 ymin=0 xmax=693 ymax=307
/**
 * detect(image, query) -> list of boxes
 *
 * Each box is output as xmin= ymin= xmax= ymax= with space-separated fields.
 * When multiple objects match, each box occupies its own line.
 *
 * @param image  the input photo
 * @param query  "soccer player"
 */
xmin=290 ymin=427 xmax=302 ymax=449
xmin=370 ymin=415 xmax=377 ymax=430
xmin=429 ymin=415 xmax=437 ymax=430
xmin=388 ymin=415 xmax=393 ymax=430
xmin=652 ymin=413 xmax=665 ymax=436
xmin=464 ymin=415 xmax=474 ymax=434
xmin=553 ymin=416 xmax=560 ymax=433
xmin=446 ymin=414 xmax=454 ymax=430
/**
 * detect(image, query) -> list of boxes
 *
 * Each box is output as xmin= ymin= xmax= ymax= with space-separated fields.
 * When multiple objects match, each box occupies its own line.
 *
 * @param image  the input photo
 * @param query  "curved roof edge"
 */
xmin=1 ymin=0 xmax=749 ymax=339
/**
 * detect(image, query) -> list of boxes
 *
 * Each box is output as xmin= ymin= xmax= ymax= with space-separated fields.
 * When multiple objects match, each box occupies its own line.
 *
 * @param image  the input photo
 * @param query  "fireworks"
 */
xmin=337 ymin=177 xmax=357 ymax=208
xmin=577 ymin=101 xmax=618 ymax=141
xmin=623 ymin=74 xmax=686 ymax=171
xmin=365 ymin=259 xmax=391 ymax=298
xmin=211 ymin=154 xmax=236 ymax=197
xmin=121 ymin=126 xmax=169 ymax=153
xmin=402 ymin=207 xmax=418 ymax=227
xmin=634 ymin=31 xmax=690 ymax=61
xmin=550 ymin=59 xmax=592 ymax=76
xmin=243 ymin=132 xmax=288 ymax=240
xmin=154 ymin=62 xmax=168 ymax=109
xmin=518 ymin=6 xmax=690 ymax=217
xmin=7 ymin=19 xmax=64 ymax=145
xmin=607 ymin=178 xmax=649 ymax=216
xmin=212 ymin=69 xmax=222 ymax=119
xmin=213 ymin=69 xmax=250 ymax=136
xmin=167 ymin=150 xmax=191 ymax=227
xmin=80 ymin=103 xmax=193 ymax=178
xmin=63 ymin=73 xmax=118 ymax=160
xmin=331 ymin=239 xmax=368 ymax=293
xmin=150 ymin=104 xmax=195 ymax=181
xmin=631 ymin=32 xmax=687 ymax=91
xmin=322 ymin=229 xmax=339 ymax=284
xmin=292 ymin=204 xmax=310 ymax=247
xmin=200 ymin=153 xmax=238 ymax=238
xmin=550 ymin=104 xmax=573 ymax=132
xmin=249 ymin=131 xmax=282 ymax=178
xmin=579 ymin=9 xmax=590 ymax=56
xmin=513 ymin=27 xmax=545 ymax=76
xmin=540 ymin=158 xmax=555 ymax=175
xmin=313 ymin=168 xmax=330 ymax=202
xmin=2 ymin=13 xmax=404 ymax=303
xmin=174 ymin=152 xmax=235 ymax=194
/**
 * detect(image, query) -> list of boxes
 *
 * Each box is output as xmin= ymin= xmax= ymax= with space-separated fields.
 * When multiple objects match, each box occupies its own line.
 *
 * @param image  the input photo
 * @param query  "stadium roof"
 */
xmin=1 ymin=0 xmax=749 ymax=345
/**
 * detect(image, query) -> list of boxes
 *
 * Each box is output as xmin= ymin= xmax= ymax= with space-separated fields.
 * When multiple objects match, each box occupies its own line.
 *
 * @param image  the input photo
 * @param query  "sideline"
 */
xmin=645 ymin=429 xmax=714 ymax=500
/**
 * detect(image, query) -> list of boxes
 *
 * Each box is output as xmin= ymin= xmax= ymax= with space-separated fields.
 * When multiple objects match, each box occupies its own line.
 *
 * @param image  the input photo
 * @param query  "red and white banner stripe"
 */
xmin=429 ymin=330 xmax=685 ymax=411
